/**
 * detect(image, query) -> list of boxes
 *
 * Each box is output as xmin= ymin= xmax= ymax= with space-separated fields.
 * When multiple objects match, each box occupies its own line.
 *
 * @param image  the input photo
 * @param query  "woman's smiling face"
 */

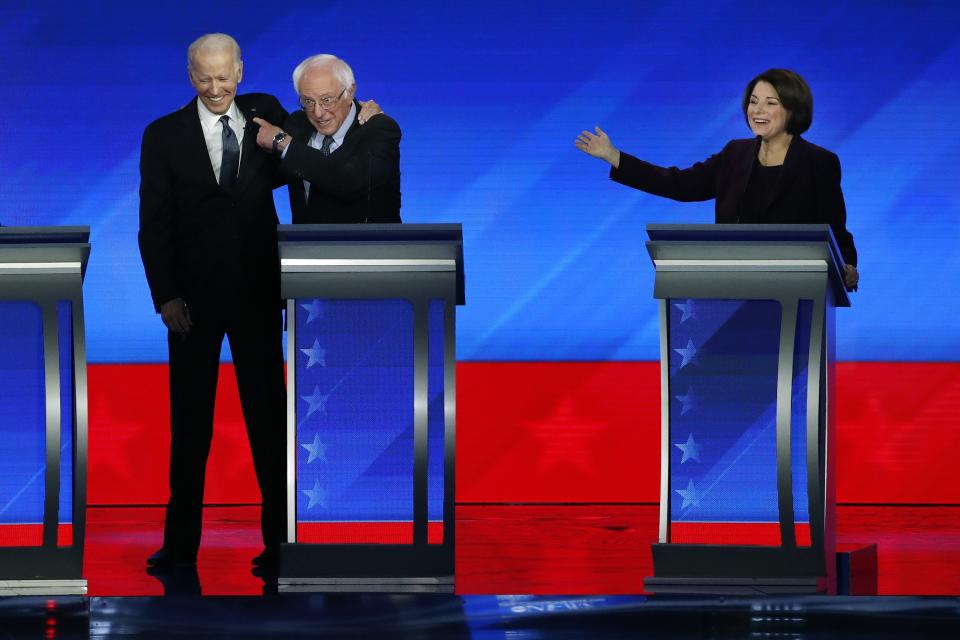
xmin=747 ymin=80 xmax=790 ymax=140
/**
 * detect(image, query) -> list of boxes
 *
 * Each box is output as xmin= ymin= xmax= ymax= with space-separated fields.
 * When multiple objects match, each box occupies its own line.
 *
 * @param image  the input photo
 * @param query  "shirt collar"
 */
xmin=330 ymin=101 xmax=356 ymax=146
xmin=196 ymin=97 xmax=243 ymax=128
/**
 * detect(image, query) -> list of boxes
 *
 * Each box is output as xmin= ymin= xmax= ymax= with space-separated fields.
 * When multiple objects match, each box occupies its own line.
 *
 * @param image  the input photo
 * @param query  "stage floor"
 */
xmin=2 ymin=505 xmax=959 ymax=638
xmin=78 ymin=504 xmax=960 ymax=596
xmin=3 ymin=593 xmax=960 ymax=639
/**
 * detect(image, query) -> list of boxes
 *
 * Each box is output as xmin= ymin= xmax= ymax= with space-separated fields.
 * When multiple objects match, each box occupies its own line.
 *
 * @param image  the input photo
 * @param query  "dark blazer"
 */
xmin=138 ymin=93 xmax=289 ymax=311
xmin=610 ymin=136 xmax=857 ymax=265
xmin=281 ymin=101 xmax=401 ymax=223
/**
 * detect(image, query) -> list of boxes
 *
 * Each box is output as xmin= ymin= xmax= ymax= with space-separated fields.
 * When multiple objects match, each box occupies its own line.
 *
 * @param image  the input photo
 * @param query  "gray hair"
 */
xmin=292 ymin=54 xmax=355 ymax=95
xmin=187 ymin=33 xmax=242 ymax=70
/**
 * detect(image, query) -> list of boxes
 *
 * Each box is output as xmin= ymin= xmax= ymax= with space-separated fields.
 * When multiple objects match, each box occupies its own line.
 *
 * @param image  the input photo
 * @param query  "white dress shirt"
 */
xmin=197 ymin=98 xmax=245 ymax=183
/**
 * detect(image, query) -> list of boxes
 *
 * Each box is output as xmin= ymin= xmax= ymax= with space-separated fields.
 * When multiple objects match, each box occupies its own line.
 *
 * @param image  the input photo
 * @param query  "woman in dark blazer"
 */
xmin=576 ymin=68 xmax=859 ymax=290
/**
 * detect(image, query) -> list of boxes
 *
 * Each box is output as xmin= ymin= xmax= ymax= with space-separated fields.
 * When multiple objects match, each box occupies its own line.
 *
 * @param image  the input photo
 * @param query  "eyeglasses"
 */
xmin=299 ymin=88 xmax=347 ymax=112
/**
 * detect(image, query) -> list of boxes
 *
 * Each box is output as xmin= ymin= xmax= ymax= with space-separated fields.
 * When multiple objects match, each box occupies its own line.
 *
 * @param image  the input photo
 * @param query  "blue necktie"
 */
xmin=320 ymin=135 xmax=334 ymax=156
xmin=219 ymin=115 xmax=239 ymax=190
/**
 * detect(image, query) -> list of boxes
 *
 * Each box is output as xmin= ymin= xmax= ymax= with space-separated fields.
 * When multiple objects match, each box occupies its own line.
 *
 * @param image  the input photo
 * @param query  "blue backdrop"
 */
xmin=1 ymin=0 xmax=957 ymax=363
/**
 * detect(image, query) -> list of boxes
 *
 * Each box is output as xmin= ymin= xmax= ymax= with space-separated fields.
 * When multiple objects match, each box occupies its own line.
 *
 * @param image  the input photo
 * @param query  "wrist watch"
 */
xmin=272 ymin=131 xmax=287 ymax=153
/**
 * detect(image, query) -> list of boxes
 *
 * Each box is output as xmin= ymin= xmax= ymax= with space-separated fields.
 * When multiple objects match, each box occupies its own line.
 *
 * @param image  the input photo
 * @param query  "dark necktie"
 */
xmin=219 ymin=115 xmax=240 ymax=190
xmin=305 ymin=135 xmax=334 ymax=202
xmin=320 ymin=134 xmax=334 ymax=156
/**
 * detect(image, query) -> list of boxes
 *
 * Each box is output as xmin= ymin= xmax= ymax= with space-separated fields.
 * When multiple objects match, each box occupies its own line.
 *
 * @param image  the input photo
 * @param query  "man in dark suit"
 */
xmin=252 ymin=54 xmax=401 ymax=223
xmin=138 ymin=33 xmax=288 ymax=570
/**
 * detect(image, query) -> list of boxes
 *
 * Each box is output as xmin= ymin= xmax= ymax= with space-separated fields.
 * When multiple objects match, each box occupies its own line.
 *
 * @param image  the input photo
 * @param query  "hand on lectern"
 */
xmin=575 ymin=126 xmax=621 ymax=169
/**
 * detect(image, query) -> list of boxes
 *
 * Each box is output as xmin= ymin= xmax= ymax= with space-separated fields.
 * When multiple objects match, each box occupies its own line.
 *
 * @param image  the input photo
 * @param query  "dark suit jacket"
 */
xmin=281 ymin=101 xmax=401 ymax=223
xmin=610 ymin=136 xmax=857 ymax=265
xmin=138 ymin=93 xmax=289 ymax=311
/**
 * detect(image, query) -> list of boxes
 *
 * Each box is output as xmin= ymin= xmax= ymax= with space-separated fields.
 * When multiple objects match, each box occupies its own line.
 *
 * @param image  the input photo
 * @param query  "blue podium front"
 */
xmin=0 ymin=227 xmax=90 ymax=595
xmin=277 ymin=224 xmax=463 ymax=592
xmin=644 ymin=224 xmax=851 ymax=595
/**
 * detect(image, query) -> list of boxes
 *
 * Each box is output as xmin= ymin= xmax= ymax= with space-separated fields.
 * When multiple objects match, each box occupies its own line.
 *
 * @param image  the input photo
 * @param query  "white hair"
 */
xmin=187 ymin=33 xmax=242 ymax=70
xmin=292 ymin=54 xmax=355 ymax=95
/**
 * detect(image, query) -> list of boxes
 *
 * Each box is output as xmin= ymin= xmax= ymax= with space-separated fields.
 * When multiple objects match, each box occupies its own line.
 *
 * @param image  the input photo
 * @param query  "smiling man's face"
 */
xmin=189 ymin=49 xmax=243 ymax=115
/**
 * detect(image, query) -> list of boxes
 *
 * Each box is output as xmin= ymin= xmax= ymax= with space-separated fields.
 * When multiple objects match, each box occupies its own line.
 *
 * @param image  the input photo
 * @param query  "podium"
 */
xmin=0 ymin=227 xmax=90 ymax=595
xmin=276 ymin=224 xmax=463 ymax=592
xmin=643 ymin=224 xmax=851 ymax=595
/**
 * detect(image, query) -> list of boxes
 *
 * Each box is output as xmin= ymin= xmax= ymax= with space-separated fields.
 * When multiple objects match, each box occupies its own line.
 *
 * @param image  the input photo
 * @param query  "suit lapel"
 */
xmin=338 ymin=101 xmax=362 ymax=150
xmin=179 ymin=98 xmax=220 ymax=188
xmin=235 ymin=95 xmax=265 ymax=193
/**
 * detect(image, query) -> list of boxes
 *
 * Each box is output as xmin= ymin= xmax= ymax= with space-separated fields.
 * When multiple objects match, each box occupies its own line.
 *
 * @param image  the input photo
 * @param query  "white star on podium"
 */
xmin=301 ymin=386 xmax=329 ymax=418
xmin=302 ymin=480 xmax=327 ymax=509
xmin=675 ymin=386 xmax=696 ymax=415
xmin=675 ymin=479 xmax=701 ymax=509
xmin=300 ymin=299 xmax=324 ymax=324
xmin=673 ymin=338 xmax=698 ymax=368
xmin=674 ymin=300 xmax=697 ymax=323
xmin=300 ymin=339 xmax=327 ymax=368
xmin=674 ymin=433 xmax=701 ymax=463
xmin=301 ymin=433 xmax=328 ymax=464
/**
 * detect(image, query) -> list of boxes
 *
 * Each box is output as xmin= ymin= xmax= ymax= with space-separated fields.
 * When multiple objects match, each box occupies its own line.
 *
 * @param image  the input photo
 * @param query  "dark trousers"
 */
xmin=163 ymin=305 xmax=286 ymax=557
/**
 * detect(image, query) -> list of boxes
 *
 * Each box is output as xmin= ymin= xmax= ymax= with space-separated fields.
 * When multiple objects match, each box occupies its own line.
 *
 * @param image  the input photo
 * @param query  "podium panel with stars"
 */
xmin=643 ymin=224 xmax=851 ymax=595
xmin=276 ymin=224 xmax=463 ymax=591
xmin=0 ymin=227 xmax=90 ymax=595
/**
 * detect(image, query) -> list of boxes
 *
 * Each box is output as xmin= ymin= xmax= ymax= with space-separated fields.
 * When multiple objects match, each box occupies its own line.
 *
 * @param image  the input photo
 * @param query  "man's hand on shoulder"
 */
xmin=357 ymin=99 xmax=383 ymax=125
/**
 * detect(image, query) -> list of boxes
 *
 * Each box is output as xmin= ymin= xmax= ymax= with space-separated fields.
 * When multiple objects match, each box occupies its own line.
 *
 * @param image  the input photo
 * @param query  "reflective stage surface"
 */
xmin=5 ymin=503 xmax=960 ymax=637
xmin=3 ymin=593 xmax=960 ymax=639
xmin=77 ymin=504 xmax=960 ymax=596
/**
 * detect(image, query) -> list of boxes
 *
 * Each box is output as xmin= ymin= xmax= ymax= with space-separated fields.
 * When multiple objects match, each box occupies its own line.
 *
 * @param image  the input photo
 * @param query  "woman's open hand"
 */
xmin=575 ymin=126 xmax=620 ymax=168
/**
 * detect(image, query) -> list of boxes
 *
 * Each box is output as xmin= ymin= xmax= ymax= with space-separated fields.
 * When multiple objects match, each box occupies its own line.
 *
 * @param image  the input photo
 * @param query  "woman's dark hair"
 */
xmin=742 ymin=69 xmax=813 ymax=135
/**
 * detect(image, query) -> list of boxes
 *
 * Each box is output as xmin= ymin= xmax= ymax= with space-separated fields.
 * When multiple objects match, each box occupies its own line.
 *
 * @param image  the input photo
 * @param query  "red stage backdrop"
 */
xmin=86 ymin=362 xmax=960 ymax=507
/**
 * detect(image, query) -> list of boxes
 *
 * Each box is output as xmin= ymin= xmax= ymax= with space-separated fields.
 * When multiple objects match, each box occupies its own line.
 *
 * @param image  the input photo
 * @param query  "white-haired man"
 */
xmin=138 ymin=33 xmax=291 ymax=572
xmin=254 ymin=54 xmax=401 ymax=222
